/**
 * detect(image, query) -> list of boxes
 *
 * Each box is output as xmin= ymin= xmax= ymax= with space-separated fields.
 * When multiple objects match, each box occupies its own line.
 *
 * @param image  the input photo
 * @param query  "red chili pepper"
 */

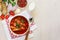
xmin=1 ymin=14 xmax=5 ymax=20
xmin=9 ymin=11 xmax=15 ymax=16
xmin=5 ymin=15 xmax=9 ymax=19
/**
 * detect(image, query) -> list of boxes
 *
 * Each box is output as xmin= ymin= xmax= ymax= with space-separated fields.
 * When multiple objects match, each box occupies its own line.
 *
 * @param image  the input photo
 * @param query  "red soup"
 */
xmin=10 ymin=16 xmax=29 ymax=34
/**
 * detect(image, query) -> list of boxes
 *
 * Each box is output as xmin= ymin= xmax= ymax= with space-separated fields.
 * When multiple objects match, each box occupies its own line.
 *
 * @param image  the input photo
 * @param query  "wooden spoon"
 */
xmin=25 ymin=29 xmax=30 ymax=40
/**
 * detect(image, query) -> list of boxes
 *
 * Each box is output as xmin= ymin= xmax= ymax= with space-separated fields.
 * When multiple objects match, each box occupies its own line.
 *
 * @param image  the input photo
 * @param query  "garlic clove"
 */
xmin=28 ymin=1 xmax=35 ymax=12
xmin=14 ymin=8 xmax=21 ymax=14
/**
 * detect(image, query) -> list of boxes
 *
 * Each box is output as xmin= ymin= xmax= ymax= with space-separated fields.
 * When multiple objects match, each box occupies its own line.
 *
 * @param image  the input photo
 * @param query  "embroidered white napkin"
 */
xmin=1 ymin=10 xmax=37 ymax=40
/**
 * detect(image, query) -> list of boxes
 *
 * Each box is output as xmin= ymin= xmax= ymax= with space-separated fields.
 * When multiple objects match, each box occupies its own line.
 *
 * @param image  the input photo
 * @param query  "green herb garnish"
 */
xmin=16 ymin=22 xmax=20 ymax=28
xmin=8 ymin=0 xmax=16 ymax=6
xmin=3 ymin=0 xmax=7 ymax=2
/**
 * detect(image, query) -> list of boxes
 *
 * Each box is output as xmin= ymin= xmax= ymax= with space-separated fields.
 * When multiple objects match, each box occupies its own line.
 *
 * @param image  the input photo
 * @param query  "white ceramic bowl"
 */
xmin=8 ymin=14 xmax=30 ymax=36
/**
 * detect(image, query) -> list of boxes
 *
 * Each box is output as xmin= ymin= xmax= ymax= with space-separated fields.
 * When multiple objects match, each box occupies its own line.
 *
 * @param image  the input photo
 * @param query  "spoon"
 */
xmin=25 ymin=29 xmax=30 ymax=40
xmin=25 ymin=1 xmax=35 ymax=40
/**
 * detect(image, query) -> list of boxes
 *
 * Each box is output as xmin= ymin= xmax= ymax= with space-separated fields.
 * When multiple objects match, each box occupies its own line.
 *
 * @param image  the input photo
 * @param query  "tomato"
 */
xmin=9 ymin=11 xmax=15 ymax=16
xmin=10 ymin=22 xmax=14 ymax=25
xmin=5 ymin=15 xmax=9 ymax=19
xmin=25 ymin=23 xmax=28 ymax=26
xmin=21 ymin=26 xmax=25 ymax=30
xmin=16 ymin=20 xmax=21 ymax=24
xmin=1 ymin=14 xmax=5 ymax=20
xmin=23 ymin=23 xmax=26 ymax=26
xmin=14 ymin=23 xmax=16 ymax=26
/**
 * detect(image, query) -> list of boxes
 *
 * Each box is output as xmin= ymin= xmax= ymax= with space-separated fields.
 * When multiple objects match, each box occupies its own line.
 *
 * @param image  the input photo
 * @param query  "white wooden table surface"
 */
xmin=0 ymin=0 xmax=60 ymax=40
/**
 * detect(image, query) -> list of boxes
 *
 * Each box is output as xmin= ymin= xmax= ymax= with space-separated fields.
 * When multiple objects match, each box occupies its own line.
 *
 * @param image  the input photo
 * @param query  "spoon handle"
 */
xmin=25 ymin=30 xmax=30 ymax=40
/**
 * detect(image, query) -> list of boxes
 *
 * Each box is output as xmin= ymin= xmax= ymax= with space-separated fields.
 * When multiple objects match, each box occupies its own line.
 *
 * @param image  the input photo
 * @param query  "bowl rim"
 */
xmin=9 ymin=15 xmax=30 ymax=36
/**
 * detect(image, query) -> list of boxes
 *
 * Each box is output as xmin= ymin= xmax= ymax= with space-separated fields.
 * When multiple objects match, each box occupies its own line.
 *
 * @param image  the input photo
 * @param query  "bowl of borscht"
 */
xmin=9 ymin=15 xmax=29 ymax=36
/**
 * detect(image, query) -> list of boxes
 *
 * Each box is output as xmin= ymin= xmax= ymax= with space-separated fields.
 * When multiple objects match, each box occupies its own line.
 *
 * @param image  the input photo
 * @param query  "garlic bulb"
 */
xmin=2 ymin=2 xmax=7 ymax=15
xmin=14 ymin=8 xmax=21 ymax=14
xmin=28 ymin=1 xmax=35 ymax=12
